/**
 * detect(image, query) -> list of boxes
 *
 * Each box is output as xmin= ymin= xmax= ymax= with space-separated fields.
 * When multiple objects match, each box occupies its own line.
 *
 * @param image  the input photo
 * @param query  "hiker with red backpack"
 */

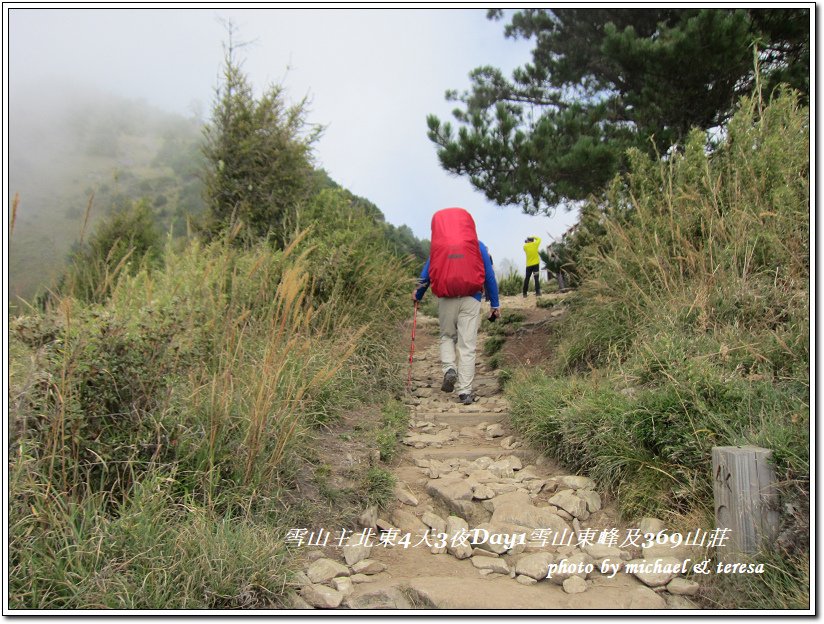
xmin=412 ymin=208 xmax=500 ymax=405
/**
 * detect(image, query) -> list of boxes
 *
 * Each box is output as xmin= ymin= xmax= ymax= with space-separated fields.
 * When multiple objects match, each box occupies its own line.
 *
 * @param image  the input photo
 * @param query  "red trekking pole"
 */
xmin=406 ymin=300 xmax=419 ymax=393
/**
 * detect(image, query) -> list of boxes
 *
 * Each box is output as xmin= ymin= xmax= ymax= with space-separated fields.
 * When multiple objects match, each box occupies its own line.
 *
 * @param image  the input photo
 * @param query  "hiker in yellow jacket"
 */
xmin=522 ymin=236 xmax=542 ymax=297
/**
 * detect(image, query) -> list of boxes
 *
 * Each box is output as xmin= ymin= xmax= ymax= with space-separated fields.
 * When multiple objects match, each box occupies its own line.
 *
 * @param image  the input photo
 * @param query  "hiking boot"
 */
xmin=441 ymin=368 xmax=457 ymax=393
xmin=458 ymin=392 xmax=477 ymax=405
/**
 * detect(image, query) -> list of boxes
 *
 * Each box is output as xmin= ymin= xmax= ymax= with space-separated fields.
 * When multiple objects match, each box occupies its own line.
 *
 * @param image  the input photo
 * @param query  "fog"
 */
xmin=7 ymin=7 xmax=580 ymax=297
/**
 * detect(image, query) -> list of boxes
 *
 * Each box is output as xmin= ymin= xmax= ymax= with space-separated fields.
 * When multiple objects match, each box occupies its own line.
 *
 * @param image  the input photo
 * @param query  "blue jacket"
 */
xmin=414 ymin=241 xmax=500 ymax=308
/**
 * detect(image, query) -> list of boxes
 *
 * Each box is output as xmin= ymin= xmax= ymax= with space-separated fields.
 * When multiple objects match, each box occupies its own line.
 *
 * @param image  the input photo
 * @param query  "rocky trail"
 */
xmin=293 ymin=294 xmax=703 ymax=611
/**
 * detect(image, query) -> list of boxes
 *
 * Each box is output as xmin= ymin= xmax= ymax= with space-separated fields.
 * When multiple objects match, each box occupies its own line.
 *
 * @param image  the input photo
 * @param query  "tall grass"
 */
xmin=10 ymin=191 xmax=20 ymax=237
xmin=9 ymin=214 xmax=412 ymax=608
xmin=496 ymin=266 xmax=524 ymax=296
xmin=507 ymin=88 xmax=809 ymax=608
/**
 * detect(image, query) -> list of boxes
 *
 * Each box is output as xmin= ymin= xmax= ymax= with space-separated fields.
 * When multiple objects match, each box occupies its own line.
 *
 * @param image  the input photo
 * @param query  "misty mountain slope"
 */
xmin=9 ymin=86 xmax=206 ymax=304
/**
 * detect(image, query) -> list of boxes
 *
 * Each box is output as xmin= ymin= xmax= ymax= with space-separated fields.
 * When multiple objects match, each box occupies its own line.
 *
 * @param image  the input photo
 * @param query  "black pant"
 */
xmin=523 ymin=264 xmax=541 ymax=295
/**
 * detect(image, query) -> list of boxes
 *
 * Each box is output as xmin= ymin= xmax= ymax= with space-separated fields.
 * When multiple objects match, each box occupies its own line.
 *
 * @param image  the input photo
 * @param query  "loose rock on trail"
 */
xmin=292 ymin=294 xmax=702 ymax=611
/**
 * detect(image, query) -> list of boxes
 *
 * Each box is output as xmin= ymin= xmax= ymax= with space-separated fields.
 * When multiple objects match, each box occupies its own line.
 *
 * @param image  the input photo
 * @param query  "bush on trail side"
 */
xmin=496 ymin=267 xmax=523 ymax=297
xmin=57 ymin=199 xmax=163 ymax=305
xmin=8 ymin=218 xmax=412 ymax=608
xmin=508 ymin=88 xmax=809 ymax=608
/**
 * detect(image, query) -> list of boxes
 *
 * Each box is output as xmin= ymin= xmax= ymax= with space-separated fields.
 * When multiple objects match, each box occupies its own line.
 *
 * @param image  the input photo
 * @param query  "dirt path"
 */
xmin=295 ymin=294 xmax=701 ymax=610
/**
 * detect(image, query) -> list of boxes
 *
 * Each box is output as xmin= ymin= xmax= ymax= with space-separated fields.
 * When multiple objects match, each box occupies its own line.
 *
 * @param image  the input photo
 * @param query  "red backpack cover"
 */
xmin=429 ymin=207 xmax=485 ymax=298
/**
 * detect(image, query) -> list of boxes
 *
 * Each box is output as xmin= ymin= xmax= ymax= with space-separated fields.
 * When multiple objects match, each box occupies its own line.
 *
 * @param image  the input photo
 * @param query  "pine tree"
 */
xmin=202 ymin=25 xmax=322 ymax=245
xmin=427 ymin=8 xmax=810 ymax=216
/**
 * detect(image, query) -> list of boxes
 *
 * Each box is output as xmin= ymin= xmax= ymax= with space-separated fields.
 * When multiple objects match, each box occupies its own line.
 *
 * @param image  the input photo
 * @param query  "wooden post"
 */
xmin=712 ymin=446 xmax=779 ymax=555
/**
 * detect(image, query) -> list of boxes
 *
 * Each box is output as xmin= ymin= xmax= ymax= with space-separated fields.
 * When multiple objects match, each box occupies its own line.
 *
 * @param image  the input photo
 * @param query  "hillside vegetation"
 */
xmin=506 ymin=88 xmax=809 ymax=608
xmin=8 ymin=189 xmax=419 ymax=610
xmin=8 ymin=48 xmax=424 ymax=609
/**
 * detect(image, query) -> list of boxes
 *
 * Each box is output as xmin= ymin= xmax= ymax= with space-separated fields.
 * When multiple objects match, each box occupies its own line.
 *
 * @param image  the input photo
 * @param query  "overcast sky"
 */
xmin=7 ymin=6 xmax=579 ymax=271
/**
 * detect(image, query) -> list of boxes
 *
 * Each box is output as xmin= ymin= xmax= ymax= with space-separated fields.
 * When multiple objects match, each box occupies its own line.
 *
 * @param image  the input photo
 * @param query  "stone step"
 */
xmin=402 ymin=575 xmax=653 ymax=610
xmin=412 ymin=395 xmax=505 ymax=402
xmin=402 ymin=576 xmax=569 ymax=609
xmin=412 ymin=414 xmax=509 ymax=422
xmin=411 ymin=372 xmax=499 ymax=379
xmin=410 ymin=412 xmax=508 ymax=426
xmin=409 ymin=446 xmax=537 ymax=463
xmin=412 ymin=404 xmax=511 ymax=417
xmin=408 ymin=407 xmax=508 ymax=415
xmin=410 ymin=389 xmax=503 ymax=396
xmin=411 ymin=374 xmax=499 ymax=382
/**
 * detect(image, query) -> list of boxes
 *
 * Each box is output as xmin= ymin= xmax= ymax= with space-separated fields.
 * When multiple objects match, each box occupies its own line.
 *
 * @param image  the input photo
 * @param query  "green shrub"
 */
xmin=364 ymin=467 xmax=396 ymax=509
xmin=497 ymin=367 xmax=513 ymax=386
xmin=554 ymin=293 xmax=634 ymax=371
xmin=501 ymin=310 xmax=526 ymax=325
xmin=9 ymin=223 xmax=414 ymax=608
xmin=507 ymin=88 xmax=810 ymax=608
xmin=59 ymin=199 xmax=162 ymax=304
xmin=483 ymin=334 xmax=506 ymax=357
xmin=375 ymin=400 xmax=410 ymax=462
xmin=496 ymin=269 xmax=523 ymax=296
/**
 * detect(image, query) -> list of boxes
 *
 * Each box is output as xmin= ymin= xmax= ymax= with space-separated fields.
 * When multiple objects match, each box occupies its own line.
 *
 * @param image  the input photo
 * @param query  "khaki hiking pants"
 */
xmin=438 ymin=296 xmax=481 ymax=396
